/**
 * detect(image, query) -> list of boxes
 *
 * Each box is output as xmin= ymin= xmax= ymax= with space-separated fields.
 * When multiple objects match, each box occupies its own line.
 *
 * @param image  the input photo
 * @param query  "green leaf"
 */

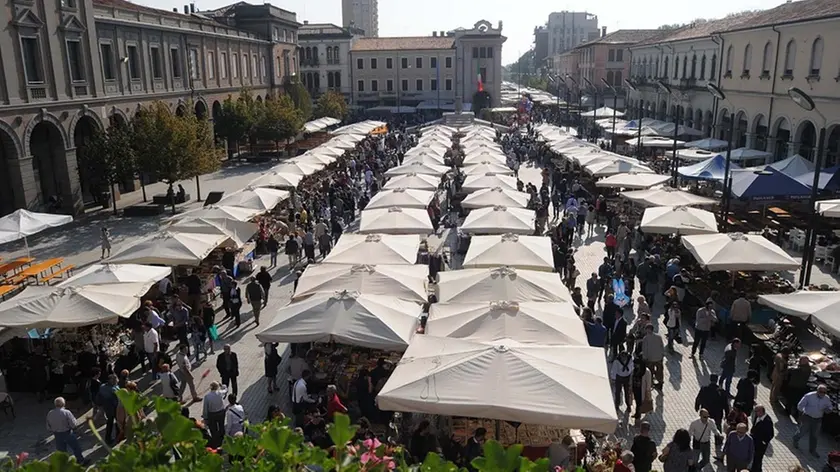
xmin=471 ymin=440 xmax=521 ymax=472
xmin=115 ymin=389 xmax=148 ymax=417
xmin=328 ymin=413 xmax=358 ymax=448
xmin=259 ymin=425 xmax=295 ymax=458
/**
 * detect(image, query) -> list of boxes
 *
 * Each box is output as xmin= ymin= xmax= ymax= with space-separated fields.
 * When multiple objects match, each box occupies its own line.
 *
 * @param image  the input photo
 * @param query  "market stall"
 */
xmin=358 ymin=207 xmax=434 ymax=235
xmin=681 ymin=232 xmax=800 ymax=272
xmin=461 ymin=162 xmax=515 ymax=176
xmin=462 ymin=234 xmax=553 ymax=272
xmin=323 ymin=234 xmax=421 ymax=266
xmin=621 ymin=187 xmax=718 ymax=207
xmin=382 ymin=173 xmax=442 ymax=191
xmin=109 ymin=232 xmax=227 ymax=266
xmin=293 ymin=264 xmax=428 ymax=303
xmin=168 ymin=218 xmax=258 ymax=248
xmin=385 ymin=162 xmax=450 ymax=178
xmin=216 ymin=187 xmax=290 ymax=211
xmin=461 ymin=174 xmax=518 ymax=193
xmin=366 ymin=189 xmax=436 ymax=210
xmin=640 ymin=206 xmax=719 ymax=235
xmin=436 ymin=266 xmax=571 ymax=303
xmin=461 ymin=206 xmax=536 ymax=236
xmin=594 ymin=173 xmax=670 ymax=190
xmin=461 ymin=188 xmax=530 ymax=210
xmin=426 ymin=301 xmax=586 ymax=345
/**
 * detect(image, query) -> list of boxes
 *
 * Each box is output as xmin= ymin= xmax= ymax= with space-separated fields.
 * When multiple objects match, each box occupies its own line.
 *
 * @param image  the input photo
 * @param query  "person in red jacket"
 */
xmin=613 ymin=450 xmax=635 ymax=472
xmin=325 ymin=384 xmax=347 ymax=421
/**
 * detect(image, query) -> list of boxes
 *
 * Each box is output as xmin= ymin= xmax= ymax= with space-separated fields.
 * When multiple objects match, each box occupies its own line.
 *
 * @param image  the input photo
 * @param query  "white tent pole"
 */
xmin=25 ymin=236 xmax=30 ymax=258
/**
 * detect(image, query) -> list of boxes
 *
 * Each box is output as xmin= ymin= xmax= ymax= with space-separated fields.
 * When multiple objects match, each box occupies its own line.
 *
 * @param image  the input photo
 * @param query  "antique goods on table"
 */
xmin=308 ymin=343 xmax=402 ymax=395
xmin=450 ymin=418 xmax=568 ymax=447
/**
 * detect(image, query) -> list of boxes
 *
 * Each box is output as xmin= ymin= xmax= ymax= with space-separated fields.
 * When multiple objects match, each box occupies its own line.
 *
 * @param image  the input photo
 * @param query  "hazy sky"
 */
xmin=141 ymin=0 xmax=790 ymax=63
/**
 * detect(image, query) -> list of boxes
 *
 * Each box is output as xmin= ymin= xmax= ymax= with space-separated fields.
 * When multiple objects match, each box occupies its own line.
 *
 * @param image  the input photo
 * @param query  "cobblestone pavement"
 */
xmin=518 ymin=165 xmax=830 ymax=471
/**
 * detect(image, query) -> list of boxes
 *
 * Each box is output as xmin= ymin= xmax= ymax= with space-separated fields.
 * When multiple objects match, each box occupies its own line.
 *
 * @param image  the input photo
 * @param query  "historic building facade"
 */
xmin=0 ymin=0 xmax=300 ymax=216
xmin=298 ymin=22 xmax=362 ymax=101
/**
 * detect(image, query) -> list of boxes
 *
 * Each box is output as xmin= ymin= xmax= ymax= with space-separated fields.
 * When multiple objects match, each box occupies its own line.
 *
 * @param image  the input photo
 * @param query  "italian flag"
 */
xmin=476 ymin=63 xmax=484 ymax=92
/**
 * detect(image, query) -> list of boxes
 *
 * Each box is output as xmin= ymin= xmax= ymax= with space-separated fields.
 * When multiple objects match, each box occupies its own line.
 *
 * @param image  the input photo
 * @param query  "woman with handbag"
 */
xmin=632 ymin=355 xmax=653 ymax=422
xmin=659 ymin=429 xmax=696 ymax=472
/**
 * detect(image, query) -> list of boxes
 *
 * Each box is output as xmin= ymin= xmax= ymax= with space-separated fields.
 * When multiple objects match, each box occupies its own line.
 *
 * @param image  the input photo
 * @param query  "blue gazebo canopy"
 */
xmin=678 ymin=154 xmax=740 ymax=181
xmin=796 ymin=165 xmax=840 ymax=191
xmin=730 ymin=169 xmax=813 ymax=201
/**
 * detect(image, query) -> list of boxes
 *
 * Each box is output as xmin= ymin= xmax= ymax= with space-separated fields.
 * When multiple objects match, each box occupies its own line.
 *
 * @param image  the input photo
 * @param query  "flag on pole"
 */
xmin=476 ymin=62 xmax=484 ymax=92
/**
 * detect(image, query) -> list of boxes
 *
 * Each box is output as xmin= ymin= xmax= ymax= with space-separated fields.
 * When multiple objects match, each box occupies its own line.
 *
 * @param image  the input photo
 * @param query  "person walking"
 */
xmin=610 ymin=349 xmax=633 ymax=411
xmin=46 ymin=397 xmax=87 ymax=464
xmin=659 ymin=429 xmax=695 ymax=472
xmin=285 ymin=234 xmax=299 ymax=269
xmin=630 ymin=421 xmax=657 ymax=472
xmin=665 ymin=301 xmax=681 ymax=353
xmin=100 ymin=226 xmax=111 ymax=259
xmin=264 ymin=342 xmax=282 ymax=394
xmin=229 ymin=280 xmax=243 ymax=328
xmin=255 ymin=266 xmax=272 ymax=305
xmin=794 ymin=384 xmax=834 ymax=457
xmin=632 ymin=355 xmax=653 ymax=421
xmin=695 ymin=374 xmax=729 ymax=457
xmin=142 ymin=322 xmax=160 ymax=379
xmin=770 ymin=347 xmax=791 ymax=406
xmin=688 ymin=408 xmax=721 ymax=470
xmin=159 ymin=364 xmax=181 ymax=402
xmin=217 ymin=344 xmax=240 ymax=397
xmin=723 ymin=423 xmax=754 ymax=471
xmin=245 ymin=277 xmax=266 ymax=326
xmin=750 ymin=405 xmax=774 ymax=472
xmin=176 ymin=344 xmax=201 ymax=403
xmin=96 ymin=374 xmax=120 ymax=445
xmin=225 ymin=394 xmax=246 ymax=437
xmin=640 ymin=325 xmax=664 ymax=391
xmin=691 ymin=299 xmax=717 ymax=359
xmin=719 ymin=338 xmax=741 ymax=394
xmin=266 ymin=234 xmax=280 ymax=267
xmin=202 ymin=381 xmax=228 ymax=448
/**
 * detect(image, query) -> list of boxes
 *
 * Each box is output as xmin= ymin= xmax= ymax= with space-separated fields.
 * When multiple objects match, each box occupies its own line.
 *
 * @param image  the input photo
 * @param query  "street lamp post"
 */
xmin=706 ymin=83 xmax=737 ymax=230
xmin=583 ymin=77 xmax=597 ymax=142
xmin=600 ymin=77 xmax=618 ymax=152
xmin=623 ymin=79 xmax=644 ymax=159
xmin=565 ymin=74 xmax=580 ymax=135
xmin=788 ymin=87 xmax=828 ymax=287
xmin=656 ymin=79 xmax=682 ymax=188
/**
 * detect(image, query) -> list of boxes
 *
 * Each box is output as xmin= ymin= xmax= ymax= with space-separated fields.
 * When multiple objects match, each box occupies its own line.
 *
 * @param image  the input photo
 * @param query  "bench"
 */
xmin=6 ymin=258 xmax=64 ymax=285
xmin=0 ymin=285 xmax=20 ymax=301
xmin=152 ymin=193 xmax=191 ymax=205
xmin=42 ymin=265 xmax=75 ymax=284
xmin=0 ymin=258 xmax=35 ymax=281
xmin=123 ymin=204 xmax=166 ymax=217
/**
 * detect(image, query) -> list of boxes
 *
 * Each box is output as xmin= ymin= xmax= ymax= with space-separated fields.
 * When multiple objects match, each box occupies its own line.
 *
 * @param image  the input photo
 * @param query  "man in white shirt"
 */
xmin=158 ymin=363 xmax=180 ymax=401
xmin=794 ymin=384 xmax=834 ymax=456
xmin=158 ymin=276 xmax=173 ymax=296
xmin=292 ymin=370 xmax=317 ymax=426
xmin=688 ymin=408 xmax=721 ymax=469
xmin=142 ymin=322 xmax=160 ymax=378
xmin=225 ymin=394 xmax=246 ymax=437
xmin=176 ymin=344 xmax=200 ymax=403
xmin=202 ymin=381 xmax=228 ymax=446
xmin=45 ymin=397 xmax=86 ymax=464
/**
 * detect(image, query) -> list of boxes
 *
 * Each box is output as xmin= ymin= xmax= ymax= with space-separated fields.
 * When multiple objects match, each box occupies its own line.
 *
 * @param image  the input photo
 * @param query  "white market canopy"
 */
xmin=436 ymin=266 xmax=570 ymax=303
xmin=383 ymin=173 xmax=441 ymax=191
xmin=817 ymin=199 xmax=840 ymax=217
xmin=306 ymin=145 xmax=345 ymax=159
xmin=402 ymin=154 xmax=448 ymax=167
xmin=681 ymin=232 xmax=800 ymax=272
xmin=0 ymin=281 xmax=157 ymax=328
xmin=426 ymin=301 xmax=587 ymax=345
xmin=758 ymin=291 xmax=840 ymax=338
xmin=59 ymin=264 xmax=170 ymax=287
xmin=255 ymin=292 xmax=420 ymax=351
xmin=595 ymin=173 xmax=670 ymax=190
xmin=168 ymin=217 xmax=258 ymax=248
xmin=293 ymin=264 xmax=428 ymax=303
xmin=461 ymin=187 xmax=530 ymax=209
xmin=359 ymin=207 xmax=433 ymax=235
xmin=461 ymin=206 xmax=535 ymax=235
xmin=303 ymin=117 xmax=341 ymax=133
xmin=462 ymin=174 xmax=518 ymax=193
xmin=174 ymin=205 xmax=263 ymax=223
xmin=684 ymin=137 xmax=729 ymax=151
xmin=765 ymin=154 xmax=815 ymax=177
xmin=366 ymin=189 xmax=435 ymax=210
xmin=216 ymin=187 xmax=290 ymax=211
xmin=584 ymin=159 xmax=653 ymax=177
xmin=385 ymin=162 xmax=450 ymax=177
xmin=248 ymin=171 xmax=303 ymax=189
xmin=581 ymin=107 xmax=624 ymax=118
xmin=271 ymin=160 xmax=325 ymax=177
xmin=0 ymin=209 xmax=73 ymax=245
xmin=621 ymin=187 xmax=718 ymax=207
xmin=295 ymin=153 xmax=336 ymax=167
xmin=634 ymin=136 xmax=685 ymax=148
xmin=376 ymin=335 xmax=618 ymax=433
xmin=463 ymin=234 xmax=553 ymax=272
xmin=323 ymin=233 xmax=420 ymax=265
xmin=109 ymin=231 xmax=227 ymax=266
xmin=640 ymin=206 xmax=719 ymax=235
xmin=462 ymin=151 xmax=507 ymax=166
xmin=462 ymin=162 xmax=514 ymax=176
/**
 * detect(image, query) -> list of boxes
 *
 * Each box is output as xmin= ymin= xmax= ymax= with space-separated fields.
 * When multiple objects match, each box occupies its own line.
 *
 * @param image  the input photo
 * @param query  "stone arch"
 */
xmin=68 ymin=107 xmax=105 ymax=141
xmin=175 ymin=103 xmax=187 ymax=117
xmin=256 ymin=95 xmax=263 ymax=103
xmin=73 ymin=115 xmax=101 ymax=204
xmin=826 ymin=124 xmax=840 ymax=167
xmin=0 ymin=122 xmax=23 ymax=216
xmin=212 ymin=100 xmax=222 ymax=120
xmin=703 ymin=110 xmax=713 ymax=137
xmin=108 ymin=106 xmax=130 ymax=128
xmin=718 ymin=108 xmax=731 ymax=141
xmin=28 ymin=120 xmax=68 ymax=206
xmin=23 ymin=111 xmax=69 ymax=158
xmin=771 ymin=116 xmax=792 ymax=160
xmin=751 ymin=114 xmax=768 ymax=151
xmin=658 ymin=100 xmax=667 ymax=120
xmin=694 ymin=108 xmax=703 ymax=131
xmin=794 ymin=119 xmax=818 ymax=160
xmin=194 ymin=99 xmax=208 ymax=120
xmin=685 ymin=106 xmax=694 ymax=127
xmin=735 ymin=110 xmax=749 ymax=148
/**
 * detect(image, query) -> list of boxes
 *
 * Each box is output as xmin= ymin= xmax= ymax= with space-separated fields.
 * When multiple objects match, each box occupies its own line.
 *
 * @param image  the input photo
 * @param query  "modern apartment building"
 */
xmin=341 ymin=0 xmax=378 ymax=37
xmin=349 ymin=21 xmax=506 ymax=110
xmin=0 ymin=0 xmax=300 ymax=216
xmin=298 ymin=22 xmax=363 ymax=100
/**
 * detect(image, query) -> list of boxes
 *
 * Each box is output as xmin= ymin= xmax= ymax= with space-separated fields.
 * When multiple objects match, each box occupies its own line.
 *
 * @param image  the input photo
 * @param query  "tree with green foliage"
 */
xmin=213 ymin=90 xmax=263 ymax=158
xmin=132 ymin=101 xmax=224 ymax=212
xmin=255 ymin=94 xmax=304 ymax=154
xmin=314 ymin=90 xmax=349 ymax=120
xmin=1 ymin=392 xmax=551 ymax=472
xmin=77 ymin=125 xmax=136 ymax=215
xmin=285 ymin=80 xmax=313 ymax=120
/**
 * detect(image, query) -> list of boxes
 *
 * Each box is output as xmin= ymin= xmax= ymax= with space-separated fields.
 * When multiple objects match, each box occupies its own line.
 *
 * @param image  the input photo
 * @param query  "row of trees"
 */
xmin=79 ymin=101 xmax=223 ymax=214
xmin=80 ymin=86 xmax=349 ymax=213
xmin=213 ymin=85 xmax=349 ymax=158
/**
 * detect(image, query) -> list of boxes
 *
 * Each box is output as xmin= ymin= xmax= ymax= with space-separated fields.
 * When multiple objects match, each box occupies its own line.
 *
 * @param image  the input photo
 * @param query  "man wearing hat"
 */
xmin=824 ymin=451 xmax=840 ymax=472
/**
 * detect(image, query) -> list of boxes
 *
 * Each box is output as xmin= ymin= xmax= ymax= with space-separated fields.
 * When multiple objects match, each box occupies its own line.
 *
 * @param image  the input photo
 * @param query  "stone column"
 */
xmin=745 ymin=133 xmax=756 ymax=150
xmin=787 ymin=141 xmax=800 ymax=158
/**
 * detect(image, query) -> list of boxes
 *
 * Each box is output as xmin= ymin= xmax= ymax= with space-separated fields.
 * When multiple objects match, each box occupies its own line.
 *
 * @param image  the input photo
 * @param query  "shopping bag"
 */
xmin=209 ymin=324 xmax=220 ymax=341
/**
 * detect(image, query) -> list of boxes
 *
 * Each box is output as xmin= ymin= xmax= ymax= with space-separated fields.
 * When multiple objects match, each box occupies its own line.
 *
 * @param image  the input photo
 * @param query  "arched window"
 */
xmin=725 ymin=45 xmax=733 ymax=75
xmin=810 ymin=37 xmax=823 ymax=76
xmin=762 ymin=42 xmax=773 ymax=75
xmin=691 ymin=54 xmax=697 ymax=78
xmin=606 ymin=71 xmax=614 ymax=85
xmin=327 ymin=71 xmax=335 ymax=88
xmin=710 ymin=53 xmax=717 ymax=78
xmin=641 ymin=58 xmax=646 ymax=78
xmin=664 ymin=57 xmax=669 ymax=78
xmin=314 ymin=72 xmax=320 ymax=89
xmin=682 ymin=55 xmax=687 ymax=78
xmin=674 ymin=57 xmax=679 ymax=79
xmin=742 ymin=44 xmax=752 ymax=75
xmin=305 ymin=47 xmax=311 ymax=62
xmin=327 ymin=47 xmax=333 ymax=64
xmin=655 ymin=58 xmax=660 ymax=77
xmin=784 ymin=39 xmax=796 ymax=75
xmin=700 ymin=55 xmax=706 ymax=79
xmin=614 ymin=70 xmax=622 ymax=86
xmin=335 ymin=71 xmax=341 ymax=88
xmin=312 ymin=47 xmax=319 ymax=65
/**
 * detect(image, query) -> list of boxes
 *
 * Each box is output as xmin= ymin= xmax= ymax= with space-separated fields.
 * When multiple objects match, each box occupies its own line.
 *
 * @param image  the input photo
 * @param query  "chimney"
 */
xmin=601 ymin=26 xmax=607 ymax=37
xmin=304 ymin=20 xmax=309 ymax=25
xmin=183 ymin=5 xmax=189 ymax=14
xmin=432 ymin=31 xmax=437 ymax=37
xmin=440 ymin=31 xmax=445 ymax=37
xmin=189 ymin=3 xmax=195 ymax=13
xmin=172 ymin=7 xmax=178 ymax=12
